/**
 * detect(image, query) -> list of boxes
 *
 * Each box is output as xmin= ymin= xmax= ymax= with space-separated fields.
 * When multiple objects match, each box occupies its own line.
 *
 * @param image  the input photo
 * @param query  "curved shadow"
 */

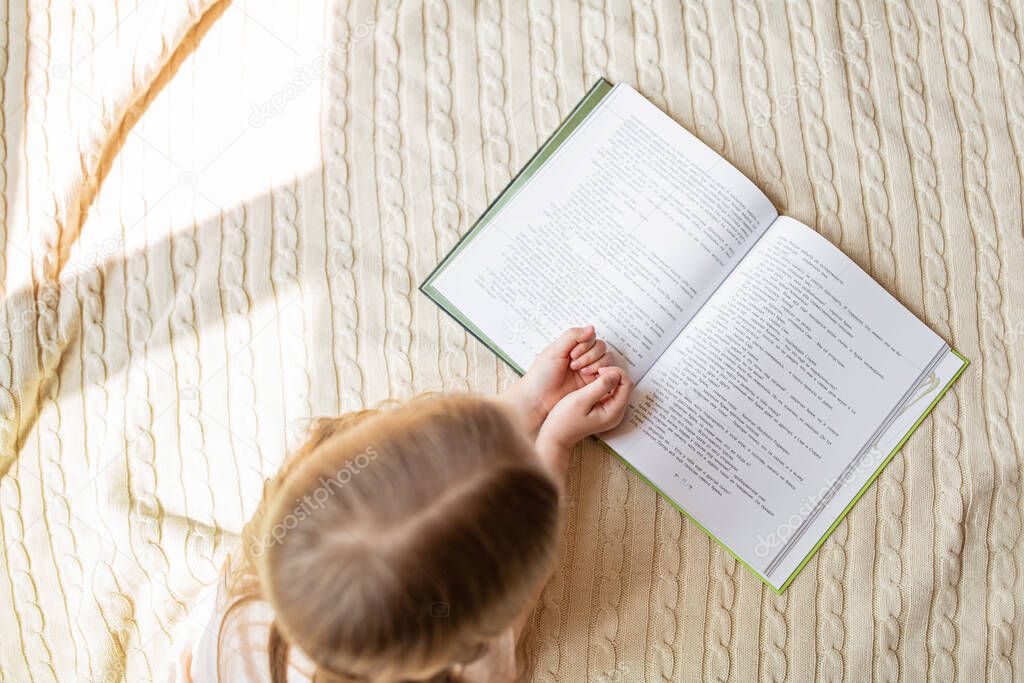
xmin=0 ymin=0 xmax=235 ymax=474
xmin=57 ymin=0 xmax=234 ymax=276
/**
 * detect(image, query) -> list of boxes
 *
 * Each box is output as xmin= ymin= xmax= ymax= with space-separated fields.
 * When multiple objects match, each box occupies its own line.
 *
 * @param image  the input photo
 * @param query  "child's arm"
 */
xmin=534 ymin=366 xmax=633 ymax=490
xmin=499 ymin=326 xmax=614 ymax=438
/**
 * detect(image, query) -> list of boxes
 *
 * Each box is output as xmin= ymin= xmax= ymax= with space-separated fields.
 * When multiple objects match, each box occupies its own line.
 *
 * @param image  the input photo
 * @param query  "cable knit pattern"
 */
xmin=218 ymin=205 xmax=267 ymax=511
xmin=836 ymin=0 xmax=896 ymax=287
xmin=25 ymin=1 xmax=83 ymax=676
xmin=734 ymin=0 xmax=788 ymax=209
xmin=934 ymin=1 xmax=1021 ymax=679
xmin=631 ymin=0 xmax=666 ymax=111
xmin=476 ymin=0 xmax=512 ymax=197
xmin=591 ymin=457 xmax=630 ymax=678
xmin=986 ymin=0 xmax=1024 ymax=673
xmin=873 ymin=409 xmax=906 ymax=683
xmin=121 ymin=212 xmax=177 ymax=655
xmin=0 ymin=2 xmax=1022 ymax=681
xmin=0 ymin=475 xmax=55 ymax=681
xmin=323 ymin=0 xmax=365 ymax=411
xmin=374 ymin=0 xmax=415 ymax=401
xmin=528 ymin=0 xmax=561 ymax=134
xmin=425 ymin=0 xmax=470 ymax=394
xmin=271 ymin=178 xmax=314 ymax=436
xmin=884 ymin=5 xmax=966 ymax=681
xmin=705 ymin=548 xmax=736 ymax=682
xmin=989 ymin=0 xmax=1024 ymax=189
xmin=169 ymin=216 xmax=219 ymax=584
xmin=784 ymin=0 xmax=843 ymax=244
xmin=76 ymin=205 xmax=141 ymax=683
xmin=579 ymin=0 xmax=610 ymax=86
xmin=682 ymin=0 xmax=726 ymax=154
xmin=816 ymin=519 xmax=847 ymax=681
xmin=646 ymin=498 xmax=683 ymax=681
xmin=761 ymin=588 xmax=789 ymax=681
xmin=0 ymin=13 xmax=29 ymax=678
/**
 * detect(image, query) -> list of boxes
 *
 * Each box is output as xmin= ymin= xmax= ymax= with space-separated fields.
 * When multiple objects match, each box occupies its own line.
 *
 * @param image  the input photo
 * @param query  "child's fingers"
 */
xmin=595 ymin=368 xmax=633 ymax=422
xmin=574 ymin=358 xmax=603 ymax=378
xmin=595 ymin=365 xmax=631 ymax=396
xmin=579 ymin=353 xmax=612 ymax=379
xmin=571 ymin=369 xmax=620 ymax=410
xmin=550 ymin=326 xmax=595 ymax=358
xmin=570 ymin=340 xmax=607 ymax=370
xmin=568 ymin=336 xmax=597 ymax=361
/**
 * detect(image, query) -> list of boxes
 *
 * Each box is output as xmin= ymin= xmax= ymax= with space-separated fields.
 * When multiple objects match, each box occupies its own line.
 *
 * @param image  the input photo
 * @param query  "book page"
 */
xmin=428 ymin=84 xmax=777 ymax=377
xmin=604 ymin=216 xmax=950 ymax=589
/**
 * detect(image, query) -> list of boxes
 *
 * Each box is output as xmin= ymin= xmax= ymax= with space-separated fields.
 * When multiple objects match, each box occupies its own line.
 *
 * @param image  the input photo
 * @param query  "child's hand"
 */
xmin=515 ymin=326 xmax=614 ymax=422
xmin=536 ymin=366 xmax=634 ymax=454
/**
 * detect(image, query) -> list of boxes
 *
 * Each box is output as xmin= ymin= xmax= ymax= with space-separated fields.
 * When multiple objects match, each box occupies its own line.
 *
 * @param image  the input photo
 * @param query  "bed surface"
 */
xmin=0 ymin=1 xmax=1022 ymax=680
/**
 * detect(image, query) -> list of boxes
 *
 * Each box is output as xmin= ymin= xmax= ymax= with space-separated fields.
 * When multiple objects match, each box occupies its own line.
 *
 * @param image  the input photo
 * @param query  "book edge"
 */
xmin=773 ymin=348 xmax=970 ymax=593
xmin=419 ymin=77 xmax=614 ymax=294
xmin=595 ymin=436 xmax=781 ymax=588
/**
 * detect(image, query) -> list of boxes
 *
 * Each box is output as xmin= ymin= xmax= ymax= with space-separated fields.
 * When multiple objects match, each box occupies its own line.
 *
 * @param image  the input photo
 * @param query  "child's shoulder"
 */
xmin=184 ymin=580 xmax=315 ymax=683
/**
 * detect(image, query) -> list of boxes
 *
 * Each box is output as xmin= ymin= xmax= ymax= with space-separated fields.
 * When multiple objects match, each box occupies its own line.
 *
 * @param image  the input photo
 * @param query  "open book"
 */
xmin=421 ymin=79 xmax=967 ymax=592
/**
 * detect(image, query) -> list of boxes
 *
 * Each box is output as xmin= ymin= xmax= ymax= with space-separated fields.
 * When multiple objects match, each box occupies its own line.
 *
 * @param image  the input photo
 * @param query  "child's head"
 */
xmin=231 ymin=395 xmax=562 ymax=682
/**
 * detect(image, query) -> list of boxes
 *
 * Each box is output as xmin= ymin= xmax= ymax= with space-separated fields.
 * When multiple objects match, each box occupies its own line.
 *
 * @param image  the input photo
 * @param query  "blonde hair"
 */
xmin=218 ymin=395 xmax=561 ymax=683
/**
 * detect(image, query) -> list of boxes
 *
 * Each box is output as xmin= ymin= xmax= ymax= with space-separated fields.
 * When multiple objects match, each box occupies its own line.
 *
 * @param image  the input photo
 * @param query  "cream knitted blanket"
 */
xmin=1 ymin=1 xmax=1022 ymax=681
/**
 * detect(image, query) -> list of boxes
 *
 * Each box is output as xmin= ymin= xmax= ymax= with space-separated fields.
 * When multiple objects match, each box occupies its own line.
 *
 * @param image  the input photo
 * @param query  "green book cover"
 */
xmin=420 ymin=79 xmax=968 ymax=593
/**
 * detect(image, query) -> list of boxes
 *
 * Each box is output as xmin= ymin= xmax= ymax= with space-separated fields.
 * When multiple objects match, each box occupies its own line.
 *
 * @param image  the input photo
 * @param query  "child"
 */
xmin=176 ymin=326 xmax=633 ymax=683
